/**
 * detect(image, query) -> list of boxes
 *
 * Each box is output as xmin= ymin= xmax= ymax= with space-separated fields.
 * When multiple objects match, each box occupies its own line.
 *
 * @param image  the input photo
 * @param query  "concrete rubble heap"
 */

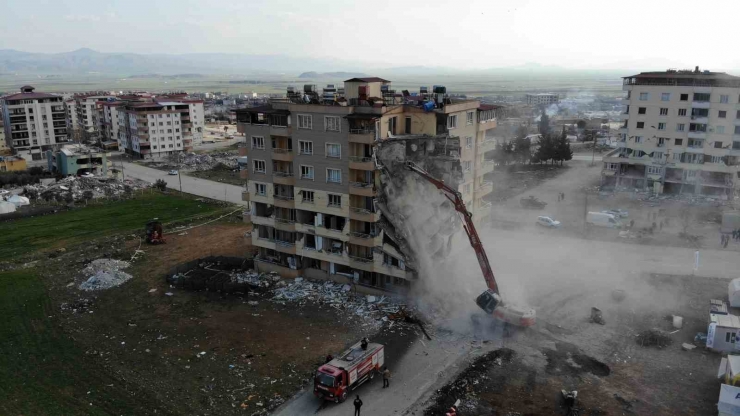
xmin=168 ymin=152 xmax=237 ymax=171
xmin=25 ymin=176 xmax=149 ymax=201
xmin=79 ymin=259 xmax=133 ymax=291
xmin=375 ymin=136 xmax=464 ymax=271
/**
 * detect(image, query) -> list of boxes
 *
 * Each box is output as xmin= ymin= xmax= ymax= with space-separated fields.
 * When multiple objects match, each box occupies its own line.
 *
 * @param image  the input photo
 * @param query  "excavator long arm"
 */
xmin=404 ymin=161 xmax=499 ymax=294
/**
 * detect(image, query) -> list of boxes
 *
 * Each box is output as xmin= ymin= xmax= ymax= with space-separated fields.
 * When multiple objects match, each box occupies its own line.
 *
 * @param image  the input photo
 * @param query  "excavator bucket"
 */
xmin=475 ymin=289 xmax=500 ymax=314
xmin=476 ymin=289 xmax=536 ymax=327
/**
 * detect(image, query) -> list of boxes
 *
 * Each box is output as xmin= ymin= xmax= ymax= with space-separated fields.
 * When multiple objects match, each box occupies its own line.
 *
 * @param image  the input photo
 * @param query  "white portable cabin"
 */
xmin=708 ymin=314 xmax=740 ymax=353
xmin=730 ymin=279 xmax=740 ymax=308
xmin=718 ymin=383 xmax=740 ymax=416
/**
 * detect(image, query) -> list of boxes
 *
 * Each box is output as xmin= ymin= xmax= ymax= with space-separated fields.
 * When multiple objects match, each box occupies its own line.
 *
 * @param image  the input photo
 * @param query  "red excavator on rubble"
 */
xmin=405 ymin=161 xmax=535 ymax=327
xmin=145 ymin=219 xmax=166 ymax=245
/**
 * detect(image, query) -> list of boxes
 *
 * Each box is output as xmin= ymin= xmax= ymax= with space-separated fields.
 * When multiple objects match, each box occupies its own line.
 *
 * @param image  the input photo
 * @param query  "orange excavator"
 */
xmin=405 ymin=161 xmax=535 ymax=327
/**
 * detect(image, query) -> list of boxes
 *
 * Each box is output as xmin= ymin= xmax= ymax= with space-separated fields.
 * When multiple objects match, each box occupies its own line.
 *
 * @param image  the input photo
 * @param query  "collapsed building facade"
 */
xmin=236 ymin=77 xmax=500 ymax=294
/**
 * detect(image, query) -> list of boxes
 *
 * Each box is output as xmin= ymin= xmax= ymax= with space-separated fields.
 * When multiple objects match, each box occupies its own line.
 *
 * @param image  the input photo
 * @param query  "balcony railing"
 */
xmin=349 ymin=156 xmax=372 ymax=163
xmin=349 ymin=254 xmax=374 ymax=263
xmin=350 ymin=206 xmax=375 ymax=215
xmin=273 ymin=194 xmax=294 ymax=200
xmin=350 ymin=232 xmax=373 ymax=239
xmin=272 ymin=148 xmax=292 ymax=154
xmin=349 ymin=128 xmax=375 ymax=135
xmin=276 ymin=240 xmax=295 ymax=247
xmin=275 ymin=218 xmax=296 ymax=224
xmin=350 ymin=181 xmax=372 ymax=188
xmin=273 ymin=171 xmax=294 ymax=177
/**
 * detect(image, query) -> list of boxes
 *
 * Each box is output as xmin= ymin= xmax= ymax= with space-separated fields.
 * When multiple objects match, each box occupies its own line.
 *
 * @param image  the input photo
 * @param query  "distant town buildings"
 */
xmin=116 ymin=99 xmax=198 ymax=159
xmin=602 ymin=67 xmax=740 ymax=197
xmin=0 ymin=86 xmax=68 ymax=161
xmin=0 ymin=155 xmax=27 ymax=172
xmin=525 ymin=93 xmax=559 ymax=106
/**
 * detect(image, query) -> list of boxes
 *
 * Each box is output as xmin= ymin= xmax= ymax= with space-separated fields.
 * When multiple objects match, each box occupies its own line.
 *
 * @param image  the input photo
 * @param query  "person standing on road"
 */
xmin=382 ymin=367 xmax=391 ymax=388
xmin=629 ymin=219 xmax=635 ymax=230
xmin=353 ymin=395 xmax=363 ymax=416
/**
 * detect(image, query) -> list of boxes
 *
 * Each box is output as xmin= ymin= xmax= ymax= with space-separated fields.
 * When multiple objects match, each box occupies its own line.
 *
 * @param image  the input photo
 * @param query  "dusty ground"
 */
xmin=42 ymin=222 xmax=389 ymax=415
xmin=422 ymin=273 xmax=725 ymax=416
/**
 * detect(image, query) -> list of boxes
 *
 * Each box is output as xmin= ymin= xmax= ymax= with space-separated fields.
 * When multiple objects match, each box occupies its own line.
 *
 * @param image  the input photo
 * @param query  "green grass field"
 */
xmin=0 ymin=192 xmax=231 ymax=260
xmin=0 ymin=269 xmax=170 ymax=415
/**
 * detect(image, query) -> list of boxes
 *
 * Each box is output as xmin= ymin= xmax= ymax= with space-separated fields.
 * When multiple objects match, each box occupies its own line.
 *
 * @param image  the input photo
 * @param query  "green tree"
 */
xmin=534 ymin=134 xmax=555 ymax=165
xmin=554 ymin=129 xmax=573 ymax=166
xmin=154 ymin=179 xmax=168 ymax=192
xmin=514 ymin=125 xmax=529 ymax=140
xmin=512 ymin=136 xmax=532 ymax=164
xmin=538 ymin=110 xmax=550 ymax=135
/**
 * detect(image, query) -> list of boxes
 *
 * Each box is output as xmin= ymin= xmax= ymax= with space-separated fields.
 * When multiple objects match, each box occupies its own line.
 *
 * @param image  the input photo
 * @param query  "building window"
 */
xmin=297 ymin=114 xmax=312 ymax=129
xmin=638 ymin=107 xmax=646 ymax=114
xmin=299 ymin=141 xmax=313 ymax=155
xmin=711 ymin=155 xmax=723 ymax=164
xmin=463 ymin=161 xmax=472 ymax=171
xmin=464 ymin=184 xmax=471 ymax=194
xmin=719 ymin=110 xmax=727 ymax=118
xmin=721 ymin=95 xmax=729 ymax=104
xmin=734 ymin=141 xmax=740 ymax=150
xmin=647 ymin=166 xmax=662 ymax=174
xmin=735 ymin=126 xmax=740 ymax=135
xmin=447 ymin=115 xmax=457 ymax=129
xmin=680 ymin=93 xmax=689 ymax=101
xmin=717 ymin=126 xmax=726 ymax=134
xmin=690 ymin=123 xmax=707 ymax=132
xmin=253 ymin=160 xmax=266 ymax=173
xmin=715 ymin=141 xmax=724 ymax=149
xmin=661 ymin=93 xmax=670 ymax=101
xmin=255 ymin=183 xmax=266 ymax=196
xmin=607 ymin=163 xmax=618 ymax=170
xmin=325 ymin=143 xmax=341 ymax=158
xmin=639 ymin=92 xmax=649 ymax=101
xmin=636 ymin=122 xmax=644 ymax=129
xmin=325 ymin=116 xmax=341 ymax=132
xmin=301 ymin=190 xmax=314 ymax=203
xmin=658 ymin=123 xmax=666 ymax=130
xmin=301 ymin=165 xmax=314 ymax=180
xmin=677 ymin=123 xmax=685 ymax=132
xmin=675 ymin=139 xmax=683 ymax=146
xmin=252 ymin=136 xmax=265 ymax=149
xmin=659 ymin=108 xmax=668 ymax=116
xmin=466 ymin=111 xmax=474 ymax=125
xmin=328 ymin=194 xmax=341 ymax=207
xmin=466 ymin=137 xmax=472 ymax=148
xmin=694 ymin=93 xmax=710 ymax=102
xmin=326 ymin=168 xmax=341 ymax=183
xmin=167 ymin=129 xmax=172 ymax=133
xmin=678 ymin=109 xmax=687 ymax=117
xmin=634 ymin=136 xmax=643 ymax=143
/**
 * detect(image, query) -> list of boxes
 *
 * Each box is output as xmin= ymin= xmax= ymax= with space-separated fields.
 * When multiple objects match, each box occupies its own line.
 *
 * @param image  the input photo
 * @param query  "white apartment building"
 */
xmin=72 ymin=93 xmax=113 ymax=139
xmin=101 ymin=101 xmax=124 ymax=147
xmin=117 ymin=100 xmax=194 ymax=159
xmin=602 ymin=68 xmax=740 ymax=197
xmin=65 ymin=98 xmax=78 ymax=132
xmin=185 ymin=100 xmax=204 ymax=145
xmin=1 ymin=86 xmax=68 ymax=161
xmin=525 ymin=93 xmax=559 ymax=106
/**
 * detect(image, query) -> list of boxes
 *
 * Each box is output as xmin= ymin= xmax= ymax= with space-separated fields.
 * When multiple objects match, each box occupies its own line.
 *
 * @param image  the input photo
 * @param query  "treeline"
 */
xmin=492 ymin=128 xmax=573 ymax=166
xmin=0 ymin=167 xmax=45 ymax=187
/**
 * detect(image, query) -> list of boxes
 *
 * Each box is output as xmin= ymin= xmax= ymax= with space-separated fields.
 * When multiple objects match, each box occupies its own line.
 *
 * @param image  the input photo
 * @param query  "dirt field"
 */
xmin=41 ymin=222 xmax=384 ymax=414
xmin=422 ymin=272 xmax=726 ymax=415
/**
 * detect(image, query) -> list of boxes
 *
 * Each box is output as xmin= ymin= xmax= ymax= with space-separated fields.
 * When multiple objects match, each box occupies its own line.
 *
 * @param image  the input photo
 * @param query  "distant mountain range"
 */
xmin=298 ymin=71 xmax=368 ymax=79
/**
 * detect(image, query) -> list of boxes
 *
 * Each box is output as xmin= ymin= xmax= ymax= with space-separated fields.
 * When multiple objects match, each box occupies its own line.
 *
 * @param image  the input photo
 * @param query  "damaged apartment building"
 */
xmin=237 ymin=77 xmax=501 ymax=294
xmin=602 ymin=68 xmax=740 ymax=197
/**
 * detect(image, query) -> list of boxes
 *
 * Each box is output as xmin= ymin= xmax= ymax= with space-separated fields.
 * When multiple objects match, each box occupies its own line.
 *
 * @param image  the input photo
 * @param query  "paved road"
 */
xmin=116 ymin=159 xmax=248 ymax=206
xmin=572 ymin=154 xmax=603 ymax=162
xmin=196 ymin=136 xmax=243 ymax=151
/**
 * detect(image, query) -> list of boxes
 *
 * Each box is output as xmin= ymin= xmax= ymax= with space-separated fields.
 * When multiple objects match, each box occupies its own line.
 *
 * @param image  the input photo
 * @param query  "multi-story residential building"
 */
xmin=72 ymin=93 xmax=114 ymax=140
xmin=0 ymin=86 xmax=68 ymax=161
xmin=525 ymin=93 xmax=559 ymax=106
xmin=602 ymin=68 xmax=740 ymax=197
xmin=100 ymin=101 xmax=125 ymax=149
xmin=0 ymin=119 xmax=7 ymax=154
xmin=237 ymin=77 xmax=498 ymax=294
xmin=46 ymin=144 xmax=111 ymax=176
xmin=117 ymin=99 xmax=195 ymax=158
xmin=64 ymin=98 xmax=78 ymax=133
xmin=157 ymin=94 xmax=206 ymax=145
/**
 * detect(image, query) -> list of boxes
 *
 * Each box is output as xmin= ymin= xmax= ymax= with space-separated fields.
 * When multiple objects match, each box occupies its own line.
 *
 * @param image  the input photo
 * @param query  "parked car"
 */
xmin=536 ymin=216 xmax=561 ymax=228
xmin=601 ymin=209 xmax=628 ymax=218
xmin=168 ymin=170 xmax=179 ymax=175
xmin=587 ymin=212 xmax=622 ymax=228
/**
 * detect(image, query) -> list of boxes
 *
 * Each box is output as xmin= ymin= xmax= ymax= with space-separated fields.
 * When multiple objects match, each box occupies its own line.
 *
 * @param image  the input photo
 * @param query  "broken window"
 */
xmin=300 ymin=165 xmax=314 ymax=180
xmin=252 ymin=136 xmax=265 ymax=149
xmin=299 ymin=140 xmax=313 ymax=155
xmin=328 ymin=194 xmax=341 ymax=207
xmin=253 ymin=160 xmax=266 ymax=173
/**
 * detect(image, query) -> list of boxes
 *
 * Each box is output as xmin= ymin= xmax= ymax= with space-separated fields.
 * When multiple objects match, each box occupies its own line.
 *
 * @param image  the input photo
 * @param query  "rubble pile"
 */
xmin=25 ymin=176 xmax=149 ymax=201
xmin=79 ymin=258 xmax=133 ymax=291
xmin=636 ymin=329 xmax=673 ymax=348
xmin=169 ymin=152 xmax=237 ymax=171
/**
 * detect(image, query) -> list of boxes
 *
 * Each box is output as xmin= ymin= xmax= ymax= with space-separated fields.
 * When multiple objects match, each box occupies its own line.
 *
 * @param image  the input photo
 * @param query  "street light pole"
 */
xmin=178 ymin=153 xmax=183 ymax=193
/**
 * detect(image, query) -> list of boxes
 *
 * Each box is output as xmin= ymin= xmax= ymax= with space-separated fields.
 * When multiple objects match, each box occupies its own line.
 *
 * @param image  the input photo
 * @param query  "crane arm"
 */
xmin=404 ymin=161 xmax=499 ymax=294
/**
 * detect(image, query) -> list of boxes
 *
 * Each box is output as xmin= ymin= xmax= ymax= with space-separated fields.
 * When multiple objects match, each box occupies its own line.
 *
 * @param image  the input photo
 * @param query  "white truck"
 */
xmin=586 ymin=212 xmax=622 ymax=229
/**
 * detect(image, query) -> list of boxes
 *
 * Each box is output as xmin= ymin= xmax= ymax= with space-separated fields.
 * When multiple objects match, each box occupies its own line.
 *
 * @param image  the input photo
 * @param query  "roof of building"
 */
xmin=711 ymin=313 xmax=740 ymax=328
xmin=2 ymin=85 xmax=60 ymax=101
xmin=479 ymin=104 xmax=504 ymax=111
xmin=344 ymin=77 xmax=390 ymax=83
xmin=59 ymin=144 xmax=107 ymax=156
xmin=624 ymin=69 xmax=740 ymax=80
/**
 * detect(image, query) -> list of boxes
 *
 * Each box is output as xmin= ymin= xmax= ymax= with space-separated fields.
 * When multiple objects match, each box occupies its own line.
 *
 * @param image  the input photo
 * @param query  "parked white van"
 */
xmin=586 ymin=212 xmax=622 ymax=228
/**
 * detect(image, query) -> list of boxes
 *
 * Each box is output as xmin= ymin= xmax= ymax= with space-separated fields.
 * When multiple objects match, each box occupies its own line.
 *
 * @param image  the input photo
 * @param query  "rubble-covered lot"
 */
xmin=23 ymin=176 xmax=150 ymax=202
xmin=140 ymin=151 xmax=238 ymax=172
xmin=421 ymin=273 xmax=726 ymax=416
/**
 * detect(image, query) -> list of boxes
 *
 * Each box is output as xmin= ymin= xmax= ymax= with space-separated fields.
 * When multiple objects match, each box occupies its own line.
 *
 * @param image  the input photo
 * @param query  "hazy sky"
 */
xmin=2 ymin=0 xmax=739 ymax=70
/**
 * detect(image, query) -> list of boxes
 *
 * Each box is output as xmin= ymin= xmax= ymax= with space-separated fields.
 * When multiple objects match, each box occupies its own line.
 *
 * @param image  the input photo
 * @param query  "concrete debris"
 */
xmin=25 ymin=176 xmax=149 ymax=202
xmin=682 ymin=343 xmax=697 ymax=351
xmin=78 ymin=259 xmax=132 ymax=291
xmin=590 ymin=307 xmax=605 ymax=325
xmin=168 ymin=152 xmax=237 ymax=171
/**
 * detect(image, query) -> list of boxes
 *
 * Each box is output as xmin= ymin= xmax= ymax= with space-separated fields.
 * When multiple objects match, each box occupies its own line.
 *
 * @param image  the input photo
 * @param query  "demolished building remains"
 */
xmin=237 ymin=77 xmax=499 ymax=294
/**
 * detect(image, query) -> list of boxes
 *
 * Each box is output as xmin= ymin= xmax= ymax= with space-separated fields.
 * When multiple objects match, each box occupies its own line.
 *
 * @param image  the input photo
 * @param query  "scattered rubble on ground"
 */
xmin=24 ymin=176 xmax=150 ymax=202
xmin=167 ymin=152 xmax=238 ymax=171
xmin=78 ymin=258 xmax=133 ymax=291
xmin=636 ymin=329 xmax=673 ymax=348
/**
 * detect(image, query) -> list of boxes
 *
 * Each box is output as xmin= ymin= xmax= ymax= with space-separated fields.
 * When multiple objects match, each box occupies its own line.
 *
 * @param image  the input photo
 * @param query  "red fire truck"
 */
xmin=314 ymin=340 xmax=385 ymax=403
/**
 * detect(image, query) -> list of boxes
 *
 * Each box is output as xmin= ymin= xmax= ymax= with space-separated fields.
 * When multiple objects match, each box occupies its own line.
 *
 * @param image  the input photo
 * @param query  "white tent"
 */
xmin=0 ymin=201 xmax=16 ymax=214
xmin=7 ymin=195 xmax=29 ymax=207
xmin=730 ymin=279 xmax=740 ymax=308
xmin=719 ymin=383 xmax=740 ymax=415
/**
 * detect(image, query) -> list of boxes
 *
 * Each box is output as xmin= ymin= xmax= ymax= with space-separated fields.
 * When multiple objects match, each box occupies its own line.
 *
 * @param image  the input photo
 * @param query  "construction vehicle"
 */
xmin=405 ymin=161 xmax=535 ymax=327
xmin=520 ymin=195 xmax=547 ymax=209
xmin=145 ymin=219 xmax=166 ymax=244
xmin=314 ymin=339 xmax=385 ymax=403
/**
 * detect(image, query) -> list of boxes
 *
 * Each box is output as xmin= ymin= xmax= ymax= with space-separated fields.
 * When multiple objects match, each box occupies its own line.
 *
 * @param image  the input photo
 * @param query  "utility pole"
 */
xmin=178 ymin=153 xmax=183 ymax=193
xmin=590 ymin=131 xmax=597 ymax=167
xmin=583 ymin=190 xmax=588 ymax=235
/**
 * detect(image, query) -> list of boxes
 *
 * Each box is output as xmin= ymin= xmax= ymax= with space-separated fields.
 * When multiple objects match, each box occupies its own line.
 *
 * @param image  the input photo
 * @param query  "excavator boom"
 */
xmin=404 ymin=161 xmax=535 ymax=327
